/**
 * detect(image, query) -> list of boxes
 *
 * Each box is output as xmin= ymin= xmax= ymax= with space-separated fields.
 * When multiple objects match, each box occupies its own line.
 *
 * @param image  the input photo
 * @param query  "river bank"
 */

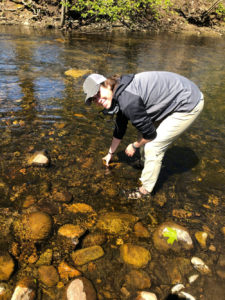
xmin=0 ymin=0 xmax=225 ymax=37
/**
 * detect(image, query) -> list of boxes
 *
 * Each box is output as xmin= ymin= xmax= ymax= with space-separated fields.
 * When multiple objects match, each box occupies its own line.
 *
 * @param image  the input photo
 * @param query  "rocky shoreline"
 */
xmin=0 ymin=154 xmax=225 ymax=299
xmin=1 ymin=199 xmax=225 ymax=299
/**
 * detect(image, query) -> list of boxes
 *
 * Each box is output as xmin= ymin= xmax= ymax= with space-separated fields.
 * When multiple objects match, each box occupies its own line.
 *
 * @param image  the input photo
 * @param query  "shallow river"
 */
xmin=0 ymin=26 xmax=224 ymax=299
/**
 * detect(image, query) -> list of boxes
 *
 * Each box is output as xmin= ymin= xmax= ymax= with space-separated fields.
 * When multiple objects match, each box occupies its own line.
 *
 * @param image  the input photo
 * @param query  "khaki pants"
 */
xmin=140 ymin=98 xmax=204 ymax=192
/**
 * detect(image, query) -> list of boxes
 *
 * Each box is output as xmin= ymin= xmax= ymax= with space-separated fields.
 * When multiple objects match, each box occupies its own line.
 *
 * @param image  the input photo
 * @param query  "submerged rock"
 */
xmin=120 ymin=244 xmax=151 ymax=268
xmin=82 ymin=232 xmax=107 ymax=248
xmin=71 ymin=246 xmax=104 ymax=266
xmin=27 ymin=150 xmax=50 ymax=167
xmin=64 ymin=69 xmax=90 ymax=78
xmin=11 ymin=278 xmax=36 ymax=300
xmin=216 ymin=254 xmax=225 ymax=279
xmin=58 ymin=224 xmax=86 ymax=239
xmin=179 ymin=291 xmax=196 ymax=300
xmin=164 ymin=259 xmax=182 ymax=284
xmin=58 ymin=261 xmax=81 ymax=281
xmin=52 ymin=189 xmax=73 ymax=203
xmin=0 ymin=283 xmax=11 ymax=299
xmin=136 ymin=291 xmax=157 ymax=300
xmin=38 ymin=265 xmax=59 ymax=287
xmin=125 ymin=270 xmax=151 ymax=289
xmin=65 ymin=203 xmax=97 ymax=229
xmin=171 ymin=283 xmax=185 ymax=294
xmin=188 ymin=274 xmax=199 ymax=284
xmin=134 ymin=222 xmax=150 ymax=238
xmin=23 ymin=195 xmax=37 ymax=208
xmin=0 ymin=252 xmax=15 ymax=281
xmin=13 ymin=211 xmax=52 ymax=241
xmin=191 ymin=257 xmax=211 ymax=274
xmin=64 ymin=277 xmax=96 ymax=300
xmin=195 ymin=231 xmax=208 ymax=248
xmin=96 ymin=212 xmax=138 ymax=235
xmin=36 ymin=249 xmax=53 ymax=266
xmin=153 ymin=222 xmax=193 ymax=252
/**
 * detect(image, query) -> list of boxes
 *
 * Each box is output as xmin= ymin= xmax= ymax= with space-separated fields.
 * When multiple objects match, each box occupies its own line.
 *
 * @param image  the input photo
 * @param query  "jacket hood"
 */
xmin=102 ymin=74 xmax=134 ymax=115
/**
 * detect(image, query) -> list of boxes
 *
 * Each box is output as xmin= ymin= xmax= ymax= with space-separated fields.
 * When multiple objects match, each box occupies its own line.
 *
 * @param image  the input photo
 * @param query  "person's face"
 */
xmin=93 ymin=84 xmax=113 ymax=109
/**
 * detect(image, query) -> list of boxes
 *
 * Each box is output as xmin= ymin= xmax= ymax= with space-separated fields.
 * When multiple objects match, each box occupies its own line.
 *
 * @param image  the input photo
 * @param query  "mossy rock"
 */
xmin=13 ymin=211 xmax=52 ymax=241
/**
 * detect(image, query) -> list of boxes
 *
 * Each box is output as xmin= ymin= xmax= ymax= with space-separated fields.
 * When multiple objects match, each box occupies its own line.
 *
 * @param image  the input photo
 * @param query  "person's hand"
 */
xmin=125 ymin=143 xmax=136 ymax=157
xmin=102 ymin=153 xmax=113 ymax=166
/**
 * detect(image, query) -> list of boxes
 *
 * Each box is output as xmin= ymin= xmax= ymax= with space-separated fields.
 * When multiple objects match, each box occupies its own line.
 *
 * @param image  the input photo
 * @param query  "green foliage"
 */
xmin=215 ymin=3 xmax=225 ymax=20
xmin=68 ymin=0 xmax=173 ymax=23
xmin=162 ymin=227 xmax=178 ymax=245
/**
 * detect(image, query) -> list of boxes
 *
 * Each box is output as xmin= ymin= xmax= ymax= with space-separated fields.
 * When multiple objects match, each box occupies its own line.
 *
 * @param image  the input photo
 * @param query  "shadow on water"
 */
xmin=116 ymin=145 xmax=199 ymax=192
xmin=154 ymin=146 xmax=199 ymax=193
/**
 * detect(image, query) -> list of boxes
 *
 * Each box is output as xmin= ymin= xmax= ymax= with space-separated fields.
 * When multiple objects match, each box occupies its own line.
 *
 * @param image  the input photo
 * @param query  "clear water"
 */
xmin=0 ymin=26 xmax=224 ymax=299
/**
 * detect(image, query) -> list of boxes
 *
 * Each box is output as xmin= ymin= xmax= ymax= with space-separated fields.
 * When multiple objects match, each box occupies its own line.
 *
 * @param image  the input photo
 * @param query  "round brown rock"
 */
xmin=120 ymin=244 xmax=151 ymax=268
xmin=0 ymin=252 xmax=14 ymax=281
xmin=38 ymin=265 xmax=59 ymax=287
xmin=125 ymin=270 xmax=151 ymax=289
xmin=13 ymin=211 xmax=52 ymax=241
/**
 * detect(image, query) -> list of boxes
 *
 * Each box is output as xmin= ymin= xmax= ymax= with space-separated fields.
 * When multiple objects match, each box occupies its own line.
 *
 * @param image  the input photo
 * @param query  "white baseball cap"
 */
xmin=83 ymin=73 xmax=107 ymax=105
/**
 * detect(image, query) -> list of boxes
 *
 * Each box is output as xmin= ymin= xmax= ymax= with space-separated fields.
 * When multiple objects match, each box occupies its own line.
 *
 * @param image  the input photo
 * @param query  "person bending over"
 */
xmin=83 ymin=71 xmax=204 ymax=198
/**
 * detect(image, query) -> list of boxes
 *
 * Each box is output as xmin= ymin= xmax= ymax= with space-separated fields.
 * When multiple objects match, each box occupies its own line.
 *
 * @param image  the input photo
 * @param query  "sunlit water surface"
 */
xmin=0 ymin=26 xmax=224 ymax=299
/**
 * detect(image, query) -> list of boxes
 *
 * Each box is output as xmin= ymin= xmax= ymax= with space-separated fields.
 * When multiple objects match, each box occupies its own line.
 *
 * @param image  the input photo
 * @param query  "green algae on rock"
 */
xmin=13 ymin=211 xmax=52 ymax=241
xmin=96 ymin=212 xmax=139 ymax=235
xmin=58 ymin=224 xmax=86 ymax=239
xmin=36 ymin=249 xmax=53 ymax=266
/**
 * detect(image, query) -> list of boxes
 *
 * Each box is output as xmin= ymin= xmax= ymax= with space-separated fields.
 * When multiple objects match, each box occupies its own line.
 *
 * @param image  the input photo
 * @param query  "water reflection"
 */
xmin=0 ymin=26 xmax=224 ymax=299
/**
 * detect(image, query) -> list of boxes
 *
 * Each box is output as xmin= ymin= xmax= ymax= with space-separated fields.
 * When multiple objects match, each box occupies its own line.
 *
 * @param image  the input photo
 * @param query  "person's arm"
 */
xmin=102 ymin=110 xmax=128 ymax=166
xmin=125 ymin=137 xmax=151 ymax=157
xmin=102 ymin=137 xmax=121 ymax=166
xmin=124 ymin=96 xmax=156 ymax=157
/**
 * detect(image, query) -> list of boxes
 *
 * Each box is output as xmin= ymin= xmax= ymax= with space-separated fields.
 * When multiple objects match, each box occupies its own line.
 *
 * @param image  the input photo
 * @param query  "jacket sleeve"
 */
xmin=124 ymin=95 xmax=157 ymax=140
xmin=113 ymin=110 xmax=128 ymax=139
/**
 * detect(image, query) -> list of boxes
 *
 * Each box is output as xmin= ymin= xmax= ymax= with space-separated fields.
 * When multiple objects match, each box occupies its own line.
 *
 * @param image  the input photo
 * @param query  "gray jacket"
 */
xmin=111 ymin=71 xmax=202 ymax=140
